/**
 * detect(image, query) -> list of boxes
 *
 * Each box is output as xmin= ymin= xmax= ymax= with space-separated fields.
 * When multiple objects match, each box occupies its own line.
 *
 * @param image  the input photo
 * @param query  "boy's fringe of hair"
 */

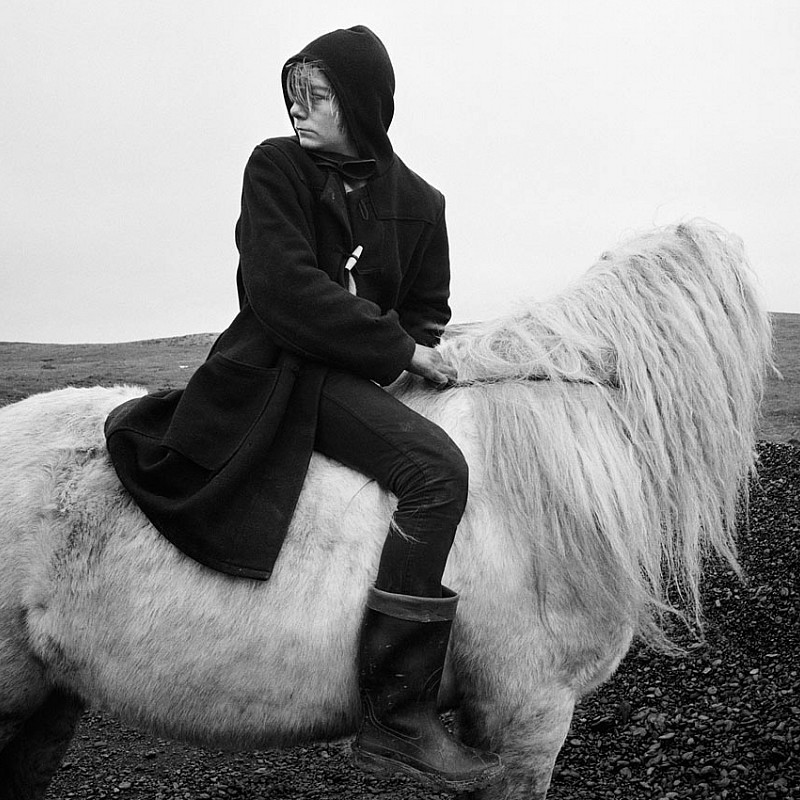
xmin=399 ymin=220 xmax=773 ymax=649
xmin=284 ymin=59 xmax=346 ymax=133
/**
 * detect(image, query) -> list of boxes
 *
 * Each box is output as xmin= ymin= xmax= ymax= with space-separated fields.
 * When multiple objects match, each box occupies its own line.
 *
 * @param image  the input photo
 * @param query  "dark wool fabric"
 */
xmin=105 ymin=26 xmax=452 ymax=579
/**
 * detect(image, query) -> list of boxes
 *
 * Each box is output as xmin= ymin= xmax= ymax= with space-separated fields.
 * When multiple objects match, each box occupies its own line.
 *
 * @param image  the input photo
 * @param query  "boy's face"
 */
xmin=288 ymin=69 xmax=356 ymax=157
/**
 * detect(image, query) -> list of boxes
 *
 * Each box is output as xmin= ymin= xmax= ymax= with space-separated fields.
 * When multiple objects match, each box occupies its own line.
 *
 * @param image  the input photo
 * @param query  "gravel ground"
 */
xmin=45 ymin=442 xmax=798 ymax=800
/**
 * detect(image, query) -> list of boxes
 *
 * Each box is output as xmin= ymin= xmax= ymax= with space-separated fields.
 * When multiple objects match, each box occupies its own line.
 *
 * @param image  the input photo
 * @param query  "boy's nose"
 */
xmin=289 ymin=101 xmax=308 ymax=120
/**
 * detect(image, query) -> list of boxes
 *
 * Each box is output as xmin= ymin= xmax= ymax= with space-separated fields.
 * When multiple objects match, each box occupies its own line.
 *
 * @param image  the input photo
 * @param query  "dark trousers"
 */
xmin=314 ymin=369 xmax=468 ymax=597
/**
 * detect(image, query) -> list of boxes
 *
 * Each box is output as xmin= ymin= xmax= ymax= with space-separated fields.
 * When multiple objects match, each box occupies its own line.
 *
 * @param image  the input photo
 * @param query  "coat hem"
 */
xmin=162 ymin=533 xmax=274 ymax=581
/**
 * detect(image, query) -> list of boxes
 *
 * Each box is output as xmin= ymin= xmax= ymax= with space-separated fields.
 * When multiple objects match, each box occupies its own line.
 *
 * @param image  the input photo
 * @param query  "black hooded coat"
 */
xmin=104 ymin=26 xmax=452 ymax=579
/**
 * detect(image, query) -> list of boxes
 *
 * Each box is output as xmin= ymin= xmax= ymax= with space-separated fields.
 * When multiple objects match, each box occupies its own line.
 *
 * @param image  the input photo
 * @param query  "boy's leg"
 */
xmin=313 ymin=369 xmax=468 ymax=596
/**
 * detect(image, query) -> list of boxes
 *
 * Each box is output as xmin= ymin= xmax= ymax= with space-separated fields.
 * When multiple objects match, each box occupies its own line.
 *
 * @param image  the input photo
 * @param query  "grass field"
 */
xmin=1 ymin=313 xmax=797 ymax=442
xmin=762 ymin=312 xmax=800 ymax=442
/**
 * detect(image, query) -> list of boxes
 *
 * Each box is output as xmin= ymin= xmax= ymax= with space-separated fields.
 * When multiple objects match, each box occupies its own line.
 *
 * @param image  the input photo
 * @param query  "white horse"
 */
xmin=0 ymin=221 xmax=771 ymax=800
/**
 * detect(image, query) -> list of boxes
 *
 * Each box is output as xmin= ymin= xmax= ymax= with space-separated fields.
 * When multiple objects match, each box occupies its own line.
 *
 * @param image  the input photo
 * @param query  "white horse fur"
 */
xmin=0 ymin=221 xmax=772 ymax=799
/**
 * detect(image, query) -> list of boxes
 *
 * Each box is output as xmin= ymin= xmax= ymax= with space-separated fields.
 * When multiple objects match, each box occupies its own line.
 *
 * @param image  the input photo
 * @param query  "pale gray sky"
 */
xmin=2 ymin=0 xmax=798 ymax=343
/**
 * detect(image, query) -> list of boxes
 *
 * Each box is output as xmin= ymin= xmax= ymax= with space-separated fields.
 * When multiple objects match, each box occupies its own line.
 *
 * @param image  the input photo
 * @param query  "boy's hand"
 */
xmin=408 ymin=345 xmax=458 ymax=389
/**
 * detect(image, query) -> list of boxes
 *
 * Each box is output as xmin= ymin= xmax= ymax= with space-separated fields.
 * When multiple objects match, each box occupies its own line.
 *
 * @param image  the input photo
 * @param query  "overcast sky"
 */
xmin=2 ymin=0 xmax=798 ymax=343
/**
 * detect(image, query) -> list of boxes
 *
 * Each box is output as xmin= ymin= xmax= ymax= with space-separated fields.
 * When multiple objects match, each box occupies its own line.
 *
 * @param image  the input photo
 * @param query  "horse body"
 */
xmin=2 ymin=384 xmax=622 ymax=799
xmin=0 ymin=222 xmax=771 ymax=799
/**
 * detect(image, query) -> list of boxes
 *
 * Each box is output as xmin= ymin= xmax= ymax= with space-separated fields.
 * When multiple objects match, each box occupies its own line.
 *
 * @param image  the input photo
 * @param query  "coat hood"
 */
xmin=281 ymin=25 xmax=395 ymax=171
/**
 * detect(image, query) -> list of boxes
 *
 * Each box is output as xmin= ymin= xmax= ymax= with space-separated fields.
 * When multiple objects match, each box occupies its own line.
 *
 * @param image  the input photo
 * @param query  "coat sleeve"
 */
xmin=397 ymin=201 xmax=452 ymax=347
xmin=236 ymin=144 xmax=416 ymax=386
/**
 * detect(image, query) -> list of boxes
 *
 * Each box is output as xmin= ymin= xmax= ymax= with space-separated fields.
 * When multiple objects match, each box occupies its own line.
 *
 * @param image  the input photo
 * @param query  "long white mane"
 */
xmin=396 ymin=220 xmax=772 ymax=646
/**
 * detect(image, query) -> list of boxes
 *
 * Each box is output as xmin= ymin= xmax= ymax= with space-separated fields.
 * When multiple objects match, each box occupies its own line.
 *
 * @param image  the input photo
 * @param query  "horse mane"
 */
xmin=396 ymin=220 xmax=773 ymax=648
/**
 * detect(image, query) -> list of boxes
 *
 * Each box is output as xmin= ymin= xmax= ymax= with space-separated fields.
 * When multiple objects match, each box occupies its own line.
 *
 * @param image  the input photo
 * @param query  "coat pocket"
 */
xmin=161 ymin=353 xmax=292 ymax=471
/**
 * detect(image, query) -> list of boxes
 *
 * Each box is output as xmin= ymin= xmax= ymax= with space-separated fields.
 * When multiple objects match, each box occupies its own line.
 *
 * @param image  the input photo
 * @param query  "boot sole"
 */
xmin=352 ymin=746 xmax=506 ymax=792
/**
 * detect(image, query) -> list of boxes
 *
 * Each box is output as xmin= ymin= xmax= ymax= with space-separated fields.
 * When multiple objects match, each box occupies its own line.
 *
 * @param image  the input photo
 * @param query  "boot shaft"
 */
xmin=358 ymin=586 xmax=458 ymax=708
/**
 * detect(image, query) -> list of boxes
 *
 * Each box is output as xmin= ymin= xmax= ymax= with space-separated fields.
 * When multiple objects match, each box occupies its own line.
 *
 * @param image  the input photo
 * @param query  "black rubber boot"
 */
xmin=351 ymin=586 xmax=505 ymax=792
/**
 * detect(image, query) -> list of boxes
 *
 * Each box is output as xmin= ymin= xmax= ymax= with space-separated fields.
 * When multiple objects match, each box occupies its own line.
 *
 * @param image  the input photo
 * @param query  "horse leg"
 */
xmin=449 ymin=603 xmax=633 ymax=800
xmin=455 ymin=680 xmax=575 ymax=800
xmin=0 ymin=689 xmax=85 ymax=800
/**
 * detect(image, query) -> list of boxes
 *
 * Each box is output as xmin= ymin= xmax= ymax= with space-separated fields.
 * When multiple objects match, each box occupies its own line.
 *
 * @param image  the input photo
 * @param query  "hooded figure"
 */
xmin=105 ymin=26 xmax=504 ymax=790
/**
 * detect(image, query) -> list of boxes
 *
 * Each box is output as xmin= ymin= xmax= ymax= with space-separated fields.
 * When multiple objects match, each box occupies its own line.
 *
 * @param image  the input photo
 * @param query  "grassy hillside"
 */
xmin=1 ymin=313 xmax=797 ymax=442
xmin=762 ymin=312 xmax=800 ymax=442
xmin=0 ymin=332 xmax=216 ymax=406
